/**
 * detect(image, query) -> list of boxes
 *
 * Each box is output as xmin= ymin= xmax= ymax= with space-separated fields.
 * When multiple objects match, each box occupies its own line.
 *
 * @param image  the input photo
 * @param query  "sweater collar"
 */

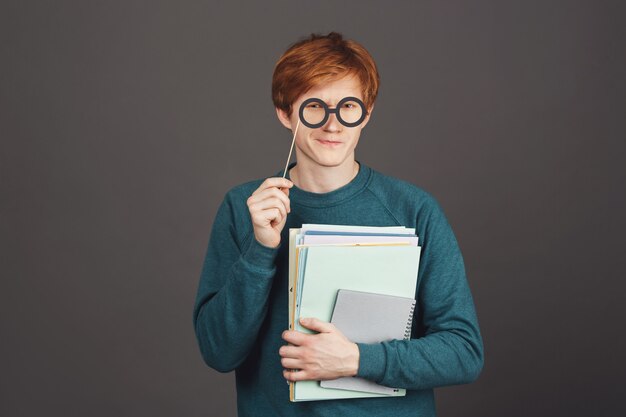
xmin=274 ymin=160 xmax=371 ymax=208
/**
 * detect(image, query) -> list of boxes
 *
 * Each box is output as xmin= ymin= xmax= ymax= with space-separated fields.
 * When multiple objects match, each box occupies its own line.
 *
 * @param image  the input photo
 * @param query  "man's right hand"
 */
xmin=247 ymin=177 xmax=293 ymax=248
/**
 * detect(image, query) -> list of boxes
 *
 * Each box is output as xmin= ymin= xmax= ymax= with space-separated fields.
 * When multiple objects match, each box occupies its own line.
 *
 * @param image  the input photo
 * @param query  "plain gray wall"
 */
xmin=2 ymin=1 xmax=625 ymax=416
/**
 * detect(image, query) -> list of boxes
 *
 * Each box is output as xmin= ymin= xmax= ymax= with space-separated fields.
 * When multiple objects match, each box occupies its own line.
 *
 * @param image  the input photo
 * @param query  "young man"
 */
xmin=193 ymin=32 xmax=483 ymax=417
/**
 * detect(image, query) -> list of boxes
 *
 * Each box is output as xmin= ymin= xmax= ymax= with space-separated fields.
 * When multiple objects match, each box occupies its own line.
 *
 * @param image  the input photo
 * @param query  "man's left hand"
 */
xmin=280 ymin=317 xmax=360 ymax=382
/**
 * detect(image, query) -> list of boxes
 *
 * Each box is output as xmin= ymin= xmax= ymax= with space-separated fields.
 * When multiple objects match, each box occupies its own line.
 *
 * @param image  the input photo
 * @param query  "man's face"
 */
xmin=277 ymin=74 xmax=373 ymax=170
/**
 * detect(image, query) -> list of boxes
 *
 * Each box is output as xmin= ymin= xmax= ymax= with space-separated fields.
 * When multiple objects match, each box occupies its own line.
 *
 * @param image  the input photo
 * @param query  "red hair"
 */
xmin=272 ymin=32 xmax=380 ymax=117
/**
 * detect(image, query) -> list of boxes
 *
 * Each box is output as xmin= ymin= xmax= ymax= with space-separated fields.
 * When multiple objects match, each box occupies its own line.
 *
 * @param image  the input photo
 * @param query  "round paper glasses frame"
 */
xmin=298 ymin=96 xmax=368 ymax=129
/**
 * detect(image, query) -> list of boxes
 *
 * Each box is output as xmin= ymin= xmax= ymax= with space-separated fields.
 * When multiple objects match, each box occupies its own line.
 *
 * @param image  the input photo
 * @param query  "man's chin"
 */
xmin=311 ymin=156 xmax=352 ymax=169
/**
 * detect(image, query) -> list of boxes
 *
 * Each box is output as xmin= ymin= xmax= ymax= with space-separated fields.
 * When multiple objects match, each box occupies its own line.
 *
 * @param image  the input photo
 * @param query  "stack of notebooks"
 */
xmin=288 ymin=224 xmax=421 ymax=402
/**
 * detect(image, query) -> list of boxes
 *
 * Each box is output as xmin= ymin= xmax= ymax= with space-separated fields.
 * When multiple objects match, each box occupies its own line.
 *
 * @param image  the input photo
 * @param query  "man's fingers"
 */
xmin=281 ymin=330 xmax=309 ymax=346
xmin=283 ymin=369 xmax=311 ymax=382
xmin=249 ymin=197 xmax=287 ymax=221
xmin=248 ymin=188 xmax=291 ymax=213
xmin=252 ymin=177 xmax=293 ymax=196
xmin=250 ymin=185 xmax=291 ymax=203
xmin=278 ymin=345 xmax=299 ymax=358
xmin=299 ymin=317 xmax=335 ymax=333
xmin=262 ymin=177 xmax=293 ymax=191
xmin=280 ymin=357 xmax=301 ymax=369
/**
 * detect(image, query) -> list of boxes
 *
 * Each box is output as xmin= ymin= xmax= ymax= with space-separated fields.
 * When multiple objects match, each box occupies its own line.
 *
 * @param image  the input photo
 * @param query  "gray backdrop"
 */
xmin=2 ymin=1 xmax=625 ymax=416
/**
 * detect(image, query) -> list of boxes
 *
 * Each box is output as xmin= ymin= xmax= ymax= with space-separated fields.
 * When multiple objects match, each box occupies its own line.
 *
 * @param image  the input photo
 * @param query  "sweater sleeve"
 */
xmin=193 ymin=191 xmax=280 ymax=372
xmin=355 ymin=199 xmax=484 ymax=389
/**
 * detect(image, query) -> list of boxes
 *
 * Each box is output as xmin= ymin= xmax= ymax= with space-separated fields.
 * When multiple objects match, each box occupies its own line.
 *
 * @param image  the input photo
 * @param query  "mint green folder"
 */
xmin=292 ymin=244 xmax=421 ymax=402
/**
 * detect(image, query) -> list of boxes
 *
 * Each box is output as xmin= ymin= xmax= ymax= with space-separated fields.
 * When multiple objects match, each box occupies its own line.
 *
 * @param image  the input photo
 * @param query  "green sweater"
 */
xmin=193 ymin=161 xmax=483 ymax=417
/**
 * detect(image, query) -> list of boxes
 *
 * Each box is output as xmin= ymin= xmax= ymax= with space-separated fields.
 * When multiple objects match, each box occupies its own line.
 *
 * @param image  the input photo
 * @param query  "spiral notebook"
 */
xmin=320 ymin=289 xmax=416 ymax=395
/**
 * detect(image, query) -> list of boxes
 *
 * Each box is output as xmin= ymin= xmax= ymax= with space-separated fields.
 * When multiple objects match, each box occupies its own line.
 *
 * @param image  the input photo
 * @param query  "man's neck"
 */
xmin=290 ymin=160 xmax=360 ymax=193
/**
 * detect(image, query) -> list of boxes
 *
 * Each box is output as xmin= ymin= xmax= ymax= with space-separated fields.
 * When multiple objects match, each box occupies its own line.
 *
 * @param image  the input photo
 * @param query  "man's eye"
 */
xmin=307 ymin=104 xmax=322 ymax=109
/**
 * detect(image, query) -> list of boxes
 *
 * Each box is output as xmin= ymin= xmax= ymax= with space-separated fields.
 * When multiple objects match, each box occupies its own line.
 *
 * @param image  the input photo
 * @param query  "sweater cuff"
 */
xmin=242 ymin=236 xmax=280 ymax=271
xmin=355 ymin=343 xmax=386 ymax=382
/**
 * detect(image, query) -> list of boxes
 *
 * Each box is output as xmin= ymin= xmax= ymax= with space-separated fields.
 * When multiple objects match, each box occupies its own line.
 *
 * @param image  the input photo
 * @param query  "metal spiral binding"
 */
xmin=404 ymin=301 xmax=416 ymax=339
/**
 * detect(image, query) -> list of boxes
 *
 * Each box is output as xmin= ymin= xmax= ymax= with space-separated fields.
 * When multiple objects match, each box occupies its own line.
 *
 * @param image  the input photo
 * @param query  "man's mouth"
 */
xmin=316 ymin=139 xmax=342 ymax=145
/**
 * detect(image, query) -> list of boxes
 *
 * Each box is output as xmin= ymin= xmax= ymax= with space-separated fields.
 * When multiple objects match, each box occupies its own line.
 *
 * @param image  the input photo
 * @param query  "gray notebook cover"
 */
xmin=320 ymin=289 xmax=416 ymax=395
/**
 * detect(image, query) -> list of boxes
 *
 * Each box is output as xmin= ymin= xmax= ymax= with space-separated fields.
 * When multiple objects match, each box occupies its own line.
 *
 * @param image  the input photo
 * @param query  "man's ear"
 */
xmin=275 ymin=107 xmax=293 ymax=130
xmin=361 ymin=103 xmax=375 ymax=129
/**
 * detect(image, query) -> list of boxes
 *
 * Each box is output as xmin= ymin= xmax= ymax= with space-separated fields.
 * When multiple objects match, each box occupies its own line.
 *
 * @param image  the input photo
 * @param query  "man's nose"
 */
xmin=323 ymin=110 xmax=342 ymax=132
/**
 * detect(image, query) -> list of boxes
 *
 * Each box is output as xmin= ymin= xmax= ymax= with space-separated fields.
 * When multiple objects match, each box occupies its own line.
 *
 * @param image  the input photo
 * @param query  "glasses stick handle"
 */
xmin=281 ymin=119 xmax=300 ymax=181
